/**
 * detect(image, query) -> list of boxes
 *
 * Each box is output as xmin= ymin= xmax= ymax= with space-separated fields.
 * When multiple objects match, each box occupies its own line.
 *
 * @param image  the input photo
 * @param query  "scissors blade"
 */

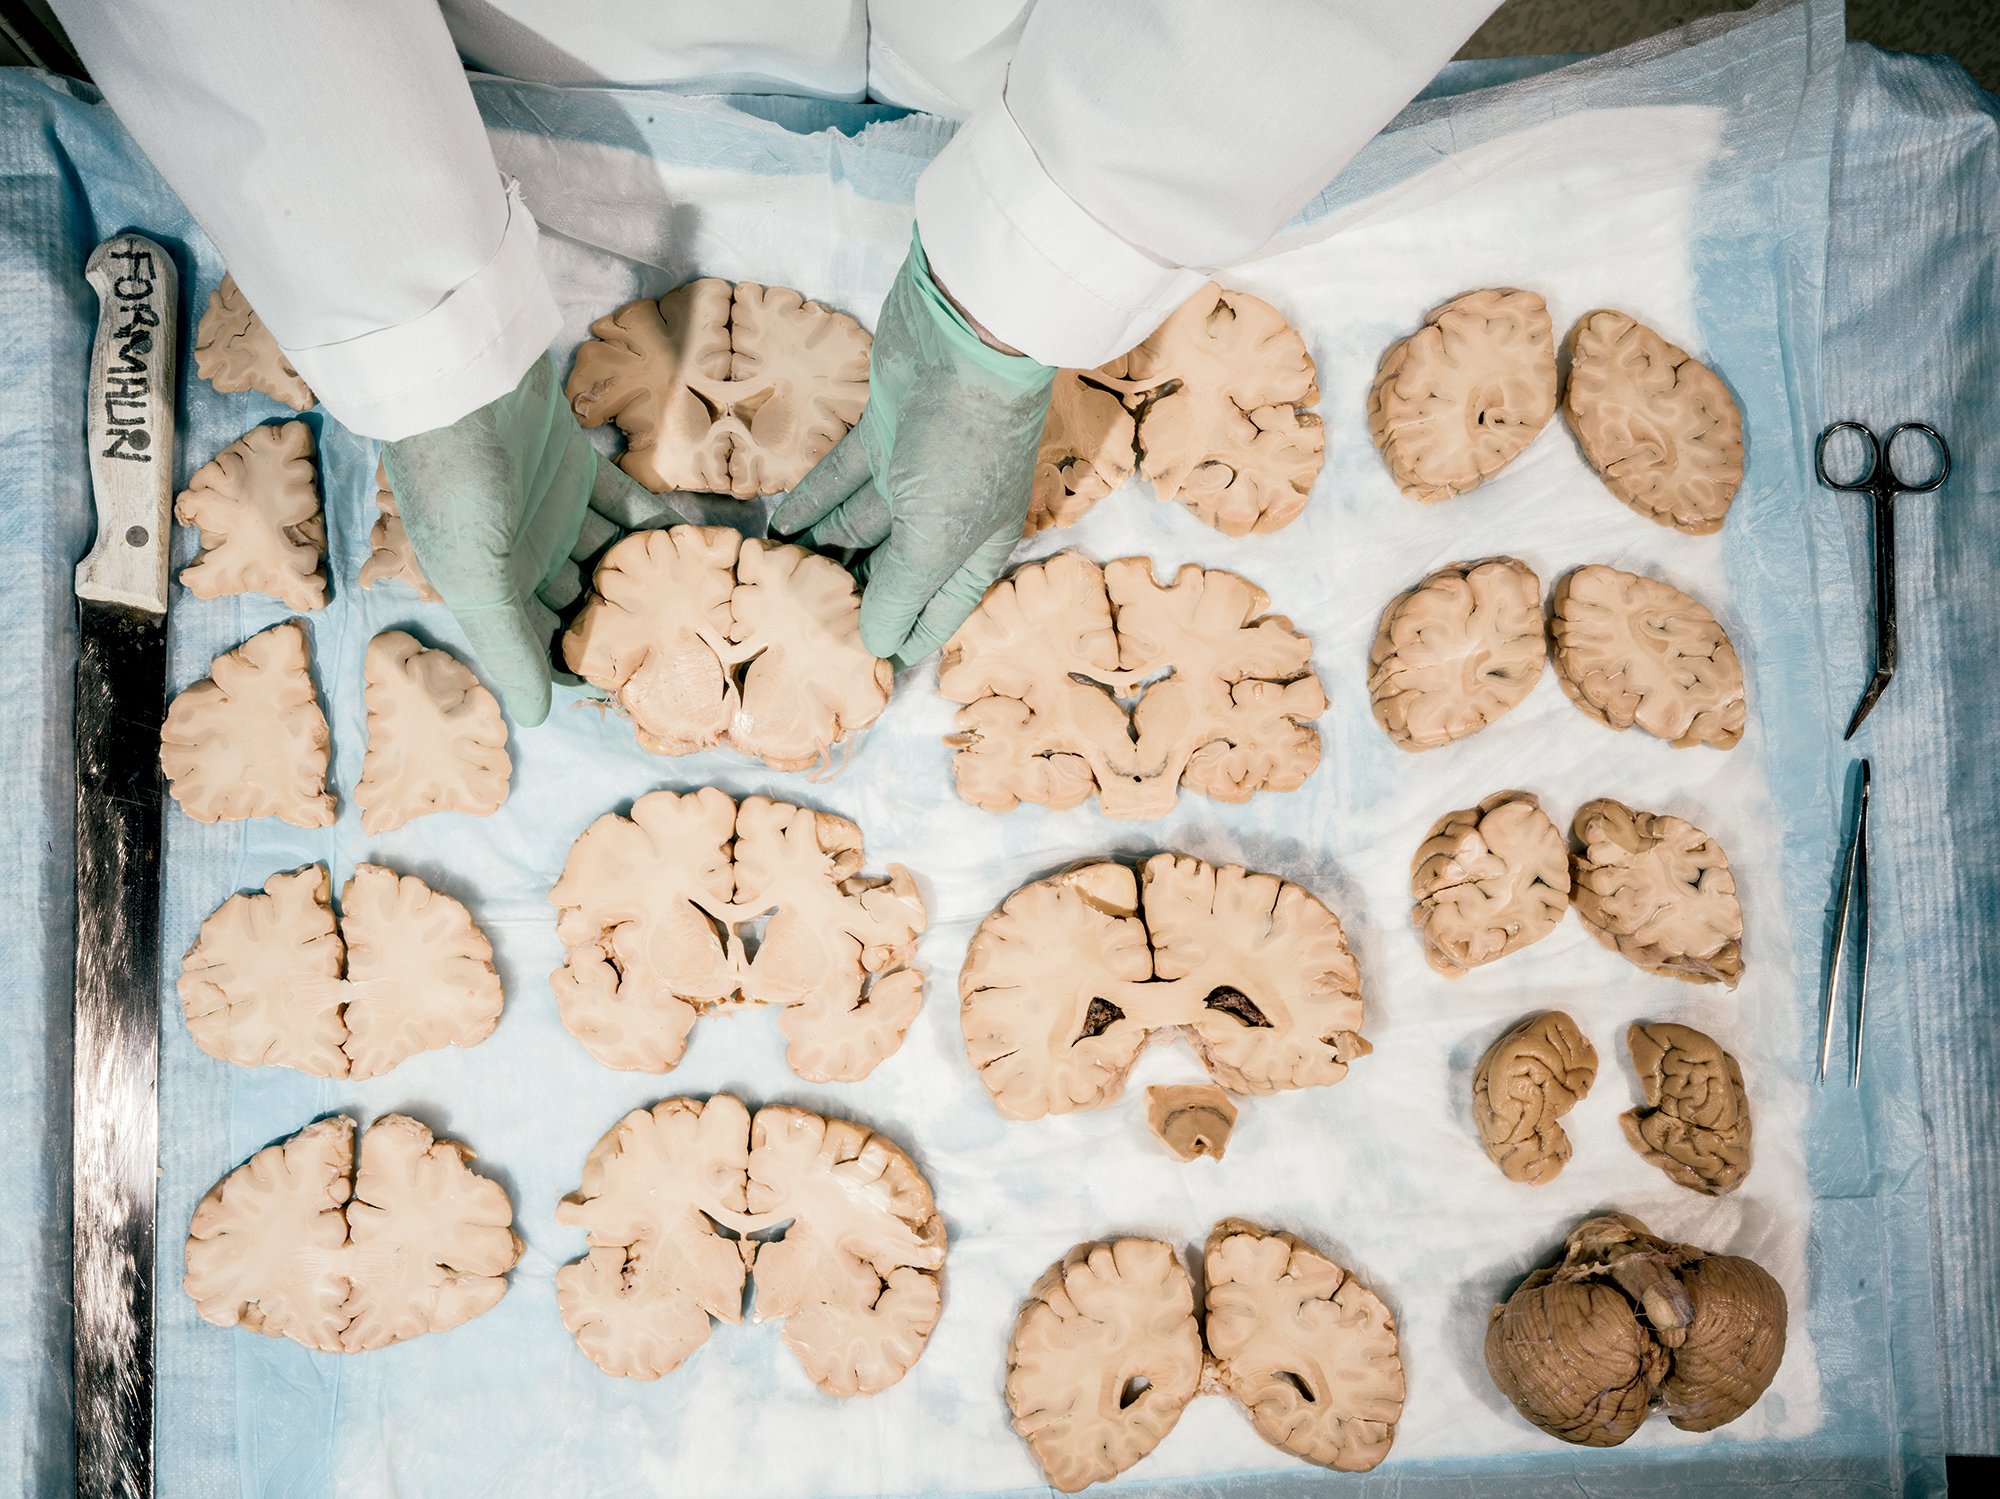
xmin=1844 ymin=668 xmax=1892 ymax=740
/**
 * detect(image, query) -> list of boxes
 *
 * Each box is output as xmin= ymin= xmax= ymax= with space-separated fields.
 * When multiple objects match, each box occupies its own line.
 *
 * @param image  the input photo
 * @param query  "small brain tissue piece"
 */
xmin=183 ymin=1114 xmax=521 ymax=1353
xmin=567 ymin=278 xmax=871 ymax=498
xmin=1472 ymin=1011 xmax=1598 ymax=1184
xmin=354 ymin=630 xmax=511 ymax=835
xmin=962 ymin=854 xmax=1368 ymax=1120
xmin=1570 ymin=798 xmax=1743 ymax=986
xmin=1369 ymin=557 xmax=1546 ymax=750
xmin=1369 ymin=287 xmax=1557 ymax=502
xmin=1550 ymin=564 xmax=1745 ymax=749
xmin=1411 ymin=791 xmax=1570 ymax=975
xmin=562 ymin=525 xmax=890 ymax=771
xmin=179 ymin=863 xmax=503 ymax=1080
xmin=548 ymin=787 xmax=926 ymax=1081
xmin=1144 ymin=1084 xmax=1238 ymax=1161
xmin=174 ymin=421 xmax=326 ymax=610
xmin=359 ymin=461 xmax=437 ymax=599
xmin=555 ymin=1094 xmax=945 ymax=1395
xmin=1563 ymin=310 xmax=1744 ymax=535
xmin=193 ymin=272 xmax=314 ymax=410
xmin=160 ymin=619 xmax=335 ymax=828
xmin=938 ymin=551 xmax=1326 ymax=819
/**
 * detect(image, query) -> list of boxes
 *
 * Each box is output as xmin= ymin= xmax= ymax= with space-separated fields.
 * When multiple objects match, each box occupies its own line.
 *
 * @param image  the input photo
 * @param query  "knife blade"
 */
xmin=72 ymin=232 xmax=178 ymax=1499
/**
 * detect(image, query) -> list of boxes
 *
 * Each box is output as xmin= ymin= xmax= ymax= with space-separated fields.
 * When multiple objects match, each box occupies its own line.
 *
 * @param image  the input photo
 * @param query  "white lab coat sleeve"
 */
xmin=914 ymin=0 xmax=1502 ymax=367
xmin=51 ymin=0 xmax=560 ymax=440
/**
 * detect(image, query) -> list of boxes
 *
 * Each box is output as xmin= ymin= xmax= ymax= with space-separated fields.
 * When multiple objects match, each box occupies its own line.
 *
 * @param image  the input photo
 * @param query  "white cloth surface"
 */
xmin=47 ymin=0 xmax=1497 ymax=435
xmin=181 ymin=97 xmax=1821 ymax=1496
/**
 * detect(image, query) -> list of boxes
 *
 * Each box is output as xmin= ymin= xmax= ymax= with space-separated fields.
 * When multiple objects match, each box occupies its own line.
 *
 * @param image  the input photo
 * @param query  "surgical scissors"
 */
xmin=1814 ymin=420 xmax=1950 ymax=738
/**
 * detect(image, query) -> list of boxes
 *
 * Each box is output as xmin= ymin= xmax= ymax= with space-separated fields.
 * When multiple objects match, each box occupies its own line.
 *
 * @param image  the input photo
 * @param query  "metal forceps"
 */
xmin=1819 ymin=759 xmax=1872 ymax=1085
xmin=1814 ymin=420 xmax=1951 ymax=737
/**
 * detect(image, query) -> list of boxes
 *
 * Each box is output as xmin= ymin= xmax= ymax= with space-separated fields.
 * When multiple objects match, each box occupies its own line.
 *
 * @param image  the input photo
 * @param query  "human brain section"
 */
xmin=555 ymin=1094 xmax=945 ymax=1396
xmin=938 ymin=552 xmax=1326 ymax=819
xmin=563 ymin=526 xmax=890 ymax=771
xmin=548 ymin=787 xmax=926 ymax=1082
xmin=567 ymin=278 xmax=871 ymax=498
xmin=961 ymin=854 xmax=1368 ymax=1119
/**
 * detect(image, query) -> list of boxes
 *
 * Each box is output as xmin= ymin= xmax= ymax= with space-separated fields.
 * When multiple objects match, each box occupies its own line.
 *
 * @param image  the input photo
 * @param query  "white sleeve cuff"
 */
xmin=282 ymin=180 xmax=561 ymax=441
xmin=914 ymin=101 xmax=1206 ymax=369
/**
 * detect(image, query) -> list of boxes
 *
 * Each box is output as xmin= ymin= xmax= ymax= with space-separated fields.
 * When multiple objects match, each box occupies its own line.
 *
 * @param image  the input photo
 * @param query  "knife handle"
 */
xmin=76 ymin=234 xmax=178 ymax=614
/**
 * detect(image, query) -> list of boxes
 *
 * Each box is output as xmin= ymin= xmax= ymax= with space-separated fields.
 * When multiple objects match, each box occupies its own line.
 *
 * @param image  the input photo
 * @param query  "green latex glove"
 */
xmin=771 ymin=227 xmax=1055 ymax=667
xmin=384 ymin=355 xmax=683 ymax=725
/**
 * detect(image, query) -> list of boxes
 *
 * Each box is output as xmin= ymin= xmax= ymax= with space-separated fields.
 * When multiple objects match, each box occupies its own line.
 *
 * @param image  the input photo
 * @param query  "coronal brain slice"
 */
xmin=179 ymin=863 xmax=502 ymax=1080
xmin=1571 ymin=798 xmax=1743 ymax=986
xmin=355 ymin=631 xmax=511 ymax=835
xmin=563 ymin=526 xmax=890 ymax=772
xmin=1369 ymin=287 xmax=1557 ymax=502
xmin=1563 ymin=310 xmax=1744 ymax=535
xmin=938 ymin=551 xmax=1326 ymax=819
xmin=548 ymin=787 xmax=926 ymax=1082
xmin=1007 ymin=1238 xmax=1203 ymax=1492
xmin=174 ymin=421 xmax=326 ymax=611
xmin=1472 ymin=1011 xmax=1599 ymax=1185
xmin=1203 ymin=1220 xmax=1406 ymax=1473
xmin=1369 ymin=558 xmax=1546 ymax=750
xmin=1550 ymin=564 xmax=1745 ymax=749
xmin=1028 ymin=284 xmax=1323 ymax=536
xmin=159 ymin=619 xmax=336 ymax=829
xmin=193 ymin=272 xmax=314 ymax=410
xmin=1411 ymin=791 xmax=1571 ymax=975
xmin=960 ymin=854 xmax=1368 ymax=1120
xmin=1007 ymin=1224 xmax=1404 ymax=1489
xmin=555 ymin=1094 xmax=945 ymax=1395
xmin=183 ymin=1113 xmax=521 ymax=1354
xmin=567 ymin=278 xmax=871 ymax=498
xmin=1620 ymin=1021 xmax=1753 ymax=1195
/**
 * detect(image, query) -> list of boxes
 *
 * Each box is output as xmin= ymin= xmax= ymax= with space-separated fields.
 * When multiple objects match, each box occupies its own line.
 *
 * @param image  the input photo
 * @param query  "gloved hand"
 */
xmin=384 ymin=355 xmax=683 ymax=725
xmin=772 ymin=228 xmax=1055 ymax=667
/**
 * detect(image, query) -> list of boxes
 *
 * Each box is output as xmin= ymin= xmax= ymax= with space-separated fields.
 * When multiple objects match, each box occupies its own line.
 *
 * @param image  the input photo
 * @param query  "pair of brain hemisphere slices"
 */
xmin=180 ymin=863 xmax=501 ymax=1079
xmin=1412 ymin=790 xmax=1571 ymax=975
xmin=193 ymin=272 xmax=314 ymax=410
xmin=1370 ymin=559 xmax=1744 ymax=752
xmin=563 ymin=525 xmax=890 ymax=772
xmin=1033 ymin=284 xmax=1325 ymax=537
xmin=1367 ymin=289 xmax=1744 ymax=535
xmin=962 ymin=853 xmax=1368 ymax=1119
xmin=1007 ymin=1223 xmax=1403 ymax=1491
xmin=568 ymin=278 xmax=871 ymax=498
xmin=185 ymin=1113 xmax=520 ymax=1354
xmin=548 ymin=787 xmax=926 ymax=1083
xmin=938 ymin=551 xmax=1327 ymax=820
xmin=555 ymin=1093 xmax=944 ymax=1396
xmin=159 ymin=622 xmax=509 ymax=832
xmin=174 ymin=421 xmax=326 ymax=611
xmin=1412 ymin=792 xmax=1743 ymax=984
xmin=1369 ymin=287 xmax=1558 ymax=503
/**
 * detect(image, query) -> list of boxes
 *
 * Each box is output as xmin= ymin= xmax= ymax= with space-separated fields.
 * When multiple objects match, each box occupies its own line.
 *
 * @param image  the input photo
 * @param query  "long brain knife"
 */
xmin=72 ymin=232 xmax=177 ymax=1499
